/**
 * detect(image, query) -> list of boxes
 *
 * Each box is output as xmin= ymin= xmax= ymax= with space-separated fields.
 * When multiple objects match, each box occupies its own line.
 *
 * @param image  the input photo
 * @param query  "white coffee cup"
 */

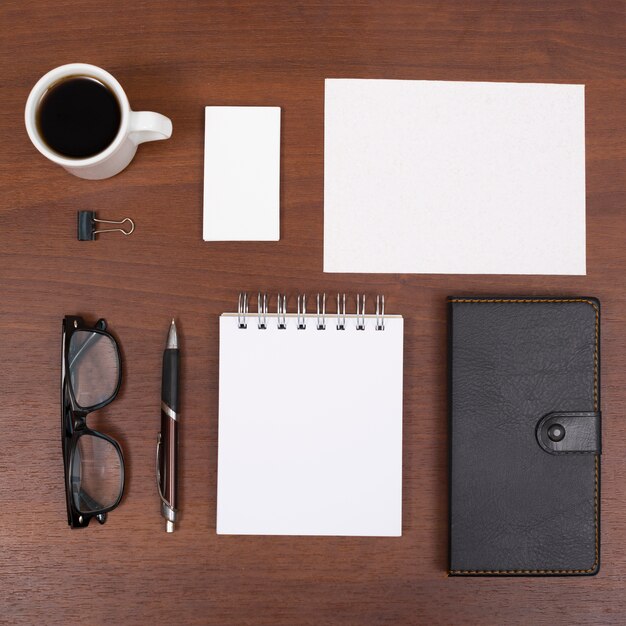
xmin=25 ymin=63 xmax=172 ymax=180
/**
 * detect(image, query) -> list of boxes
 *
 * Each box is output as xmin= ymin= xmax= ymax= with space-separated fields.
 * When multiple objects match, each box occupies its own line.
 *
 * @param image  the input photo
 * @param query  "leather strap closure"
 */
xmin=536 ymin=411 xmax=601 ymax=455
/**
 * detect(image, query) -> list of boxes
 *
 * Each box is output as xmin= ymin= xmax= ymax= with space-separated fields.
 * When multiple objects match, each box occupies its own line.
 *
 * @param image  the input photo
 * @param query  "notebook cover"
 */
xmin=216 ymin=312 xmax=404 ymax=536
xmin=448 ymin=297 xmax=601 ymax=576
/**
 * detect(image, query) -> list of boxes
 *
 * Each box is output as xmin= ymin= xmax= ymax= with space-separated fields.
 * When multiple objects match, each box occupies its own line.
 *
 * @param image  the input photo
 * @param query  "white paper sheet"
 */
xmin=324 ymin=79 xmax=586 ymax=274
xmin=217 ymin=313 xmax=403 ymax=536
xmin=203 ymin=106 xmax=280 ymax=241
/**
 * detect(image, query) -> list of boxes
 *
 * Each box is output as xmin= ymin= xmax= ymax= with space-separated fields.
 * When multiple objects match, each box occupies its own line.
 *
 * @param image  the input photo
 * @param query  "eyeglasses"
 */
xmin=62 ymin=316 xmax=125 ymax=528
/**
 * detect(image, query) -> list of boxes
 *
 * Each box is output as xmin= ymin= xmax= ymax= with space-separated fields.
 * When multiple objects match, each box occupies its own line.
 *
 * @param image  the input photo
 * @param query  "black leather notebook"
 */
xmin=448 ymin=297 xmax=601 ymax=576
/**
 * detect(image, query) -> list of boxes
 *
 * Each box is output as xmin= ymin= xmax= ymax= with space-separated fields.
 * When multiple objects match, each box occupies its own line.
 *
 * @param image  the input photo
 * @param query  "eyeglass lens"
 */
xmin=71 ymin=433 xmax=123 ymax=513
xmin=69 ymin=331 xmax=119 ymax=408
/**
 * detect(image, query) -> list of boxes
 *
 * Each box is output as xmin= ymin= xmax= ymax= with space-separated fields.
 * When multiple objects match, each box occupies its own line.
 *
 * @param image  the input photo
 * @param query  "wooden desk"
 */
xmin=1 ymin=1 xmax=625 ymax=623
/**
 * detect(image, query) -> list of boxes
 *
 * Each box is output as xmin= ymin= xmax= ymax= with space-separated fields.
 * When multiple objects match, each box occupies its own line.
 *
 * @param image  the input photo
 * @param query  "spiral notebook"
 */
xmin=216 ymin=293 xmax=404 ymax=536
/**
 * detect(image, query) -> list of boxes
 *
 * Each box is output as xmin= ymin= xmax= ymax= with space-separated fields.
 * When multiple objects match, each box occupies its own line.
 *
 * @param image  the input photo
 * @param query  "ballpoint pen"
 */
xmin=157 ymin=319 xmax=180 ymax=532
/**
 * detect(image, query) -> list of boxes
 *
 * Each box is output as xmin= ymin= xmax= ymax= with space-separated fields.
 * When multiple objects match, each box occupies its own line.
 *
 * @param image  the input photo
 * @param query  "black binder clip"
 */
xmin=77 ymin=210 xmax=135 ymax=241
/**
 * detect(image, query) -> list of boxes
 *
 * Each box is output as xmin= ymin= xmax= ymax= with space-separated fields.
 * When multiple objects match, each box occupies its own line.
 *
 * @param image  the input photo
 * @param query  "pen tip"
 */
xmin=166 ymin=318 xmax=178 ymax=349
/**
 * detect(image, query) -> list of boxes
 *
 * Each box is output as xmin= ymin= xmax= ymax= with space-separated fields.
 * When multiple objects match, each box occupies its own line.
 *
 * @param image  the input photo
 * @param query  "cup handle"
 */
xmin=128 ymin=111 xmax=173 ymax=145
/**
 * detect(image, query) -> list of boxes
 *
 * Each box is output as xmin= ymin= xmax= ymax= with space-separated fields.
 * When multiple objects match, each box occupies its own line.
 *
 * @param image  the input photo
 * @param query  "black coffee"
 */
xmin=37 ymin=77 xmax=121 ymax=158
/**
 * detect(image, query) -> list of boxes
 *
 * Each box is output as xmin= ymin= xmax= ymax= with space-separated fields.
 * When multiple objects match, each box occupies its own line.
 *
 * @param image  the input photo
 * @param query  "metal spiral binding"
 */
xmin=238 ymin=292 xmax=248 ymax=328
xmin=356 ymin=294 xmax=366 ymax=330
xmin=258 ymin=292 xmax=268 ymax=329
xmin=376 ymin=295 xmax=385 ymax=331
xmin=237 ymin=293 xmax=387 ymax=330
xmin=277 ymin=294 xmax=287 ymax=329
xmin=336 ymin=293 xmax=346 ymax=330
xmin=317 ymin=293 xmax=326 ymax=330
xmin=297 ymin=295 xmax=306 ymax=329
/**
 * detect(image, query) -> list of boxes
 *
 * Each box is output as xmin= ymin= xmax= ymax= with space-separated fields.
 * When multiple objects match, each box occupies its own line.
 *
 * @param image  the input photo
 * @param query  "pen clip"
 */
xmin=156 ymin=433 xmax=174 ymax=512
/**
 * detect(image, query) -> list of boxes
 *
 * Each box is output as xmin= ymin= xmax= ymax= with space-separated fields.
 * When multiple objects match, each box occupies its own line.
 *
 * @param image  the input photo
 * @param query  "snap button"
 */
xmin=547 ymin=424 xmax=566 ymax=442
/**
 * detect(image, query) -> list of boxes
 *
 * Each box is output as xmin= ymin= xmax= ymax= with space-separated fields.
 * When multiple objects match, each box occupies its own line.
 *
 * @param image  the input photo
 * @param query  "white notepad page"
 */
xmin=203 ymin=106 xmax=280 ymax=241
xmin=217 ymin=313 xmax=403 ymax=536
xmin=324 ymin=79 xmax=586 ymax=275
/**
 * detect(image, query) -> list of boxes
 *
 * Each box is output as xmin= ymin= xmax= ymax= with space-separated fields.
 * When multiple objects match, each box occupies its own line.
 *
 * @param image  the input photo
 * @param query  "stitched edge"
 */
xmin=448 ymin=298 xmax=599 ymax=575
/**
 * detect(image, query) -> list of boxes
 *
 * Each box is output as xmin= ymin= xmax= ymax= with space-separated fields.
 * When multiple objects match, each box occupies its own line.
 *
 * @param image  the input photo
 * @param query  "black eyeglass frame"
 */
xmin=62 ymin=315 xmax=125 ymax=528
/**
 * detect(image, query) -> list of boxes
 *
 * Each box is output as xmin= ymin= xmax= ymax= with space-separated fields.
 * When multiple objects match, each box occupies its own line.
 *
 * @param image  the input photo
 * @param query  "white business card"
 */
xmin=203 ymin=106 xmax=280 ymax=241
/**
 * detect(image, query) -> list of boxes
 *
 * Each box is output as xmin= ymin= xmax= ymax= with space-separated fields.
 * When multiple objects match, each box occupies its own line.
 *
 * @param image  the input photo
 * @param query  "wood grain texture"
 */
xmin=0 ymin=1 xmax=625 ymax=623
